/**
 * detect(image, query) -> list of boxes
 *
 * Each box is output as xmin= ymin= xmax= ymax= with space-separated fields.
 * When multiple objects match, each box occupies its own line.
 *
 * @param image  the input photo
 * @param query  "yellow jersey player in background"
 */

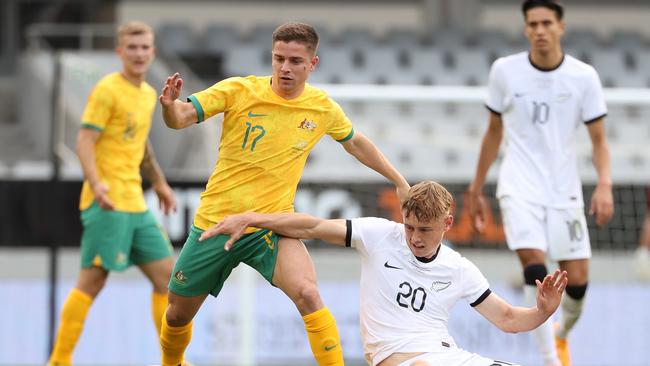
xmin=158 ymin=22 xmax=410 ymax=366
xmin=48 ymin=21 xmax=177 ymax=366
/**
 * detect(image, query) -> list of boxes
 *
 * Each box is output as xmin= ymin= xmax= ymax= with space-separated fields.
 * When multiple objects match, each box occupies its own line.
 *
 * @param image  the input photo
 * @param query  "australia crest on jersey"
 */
xmin=298 ymin=118 xmax=317 ymax=131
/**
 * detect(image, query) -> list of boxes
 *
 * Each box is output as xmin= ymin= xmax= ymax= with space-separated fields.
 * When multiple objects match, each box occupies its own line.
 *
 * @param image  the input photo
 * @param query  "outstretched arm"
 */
xmin=159 ymin=73 xmax=199 ymax=129
xmin=141 ymin=141 xmax=176 ymax=215
xmin=199 ymin=212 xmax=348 ymax=250
xmin=341 ymin=132 xmax=410 ymax=201
xmin=474 ymin=269 xmax=568 ymax=333
xmin=586 ymin=118 xmax=614 ymax=226
xmin=467 ymin=112 xmax=503 ymax=232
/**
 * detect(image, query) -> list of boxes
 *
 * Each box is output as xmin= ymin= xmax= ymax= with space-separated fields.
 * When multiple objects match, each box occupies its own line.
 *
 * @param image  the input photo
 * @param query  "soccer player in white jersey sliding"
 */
xmin=466 ymin=1 xmax=614 ymax=365
xmin=200 ymin=181 xmax=569 ymax=366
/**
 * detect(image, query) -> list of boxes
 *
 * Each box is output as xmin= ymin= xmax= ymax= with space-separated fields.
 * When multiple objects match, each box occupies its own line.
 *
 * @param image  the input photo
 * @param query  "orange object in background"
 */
xmin=378 ymin=188 xmax=505 ymax=246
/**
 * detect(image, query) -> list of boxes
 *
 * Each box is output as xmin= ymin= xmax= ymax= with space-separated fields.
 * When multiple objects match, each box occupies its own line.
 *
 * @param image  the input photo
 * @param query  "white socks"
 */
xmin=556 ymin=292 xmax=584 ymax=340
xmin=524 ymin=285 xmax=560 ymax=366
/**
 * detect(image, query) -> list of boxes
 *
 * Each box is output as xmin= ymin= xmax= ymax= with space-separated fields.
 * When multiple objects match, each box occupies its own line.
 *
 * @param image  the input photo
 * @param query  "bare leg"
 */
xmin=273 ymin=237 xmax=323 ymax=315
xmin=160 ymin=291 xmax=208 ymax=366
xmin=273 ymin=237 xmax=342 ymax=366
xmin=139 ymin=257 xmax=174 ymax=334
xmin=139 ymin=257 xmax=174 ymax=294
xmin=75 ymin=266 xmax=110 ymax=298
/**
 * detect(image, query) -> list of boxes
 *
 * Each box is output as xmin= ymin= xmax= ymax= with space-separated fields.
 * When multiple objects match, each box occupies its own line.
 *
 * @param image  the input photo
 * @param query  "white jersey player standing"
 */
xmin=201 ymin=181 xmax=569 ymax=366
xmin=466 ymin=1 xmax=614 ymax=366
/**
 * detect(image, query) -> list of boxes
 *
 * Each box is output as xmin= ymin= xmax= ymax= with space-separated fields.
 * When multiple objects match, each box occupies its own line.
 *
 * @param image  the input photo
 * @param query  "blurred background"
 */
xmin=1 ymin=0 xmax=649 ymax=365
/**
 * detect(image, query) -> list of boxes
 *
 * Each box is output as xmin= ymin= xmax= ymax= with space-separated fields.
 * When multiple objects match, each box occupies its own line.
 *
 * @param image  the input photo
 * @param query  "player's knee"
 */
xmin=523 ymin=263 xmax=548 ymax=286
xmin=294 ymin=283 xmax=322 ymax=312
xmin=152 ymin=275 xmax=171 ymax=293
xmin=165 ymin=303 xmax=193 ymax=327
xmin=77 ymin=275 xmax=108 ymax=298
xmin=565 ymin=283 xmax=588 ymax=300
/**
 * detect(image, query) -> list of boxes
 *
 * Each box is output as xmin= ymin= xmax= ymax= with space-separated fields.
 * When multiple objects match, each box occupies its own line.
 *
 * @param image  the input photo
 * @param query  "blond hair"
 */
xmin=272 ymin=22 xmax=319 ymax=54
xmin=117 ymin=21 xmax=154 ymax=45
xmin=401 ymin=181 xmax=453 ymax=223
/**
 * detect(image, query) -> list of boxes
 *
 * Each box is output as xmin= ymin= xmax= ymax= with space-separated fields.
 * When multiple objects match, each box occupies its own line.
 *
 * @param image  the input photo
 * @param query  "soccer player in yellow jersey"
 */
xmin=157 ymin=23 xmax=410 ymax=366
xmin=47 ymin=22 xmax=177 ymax=366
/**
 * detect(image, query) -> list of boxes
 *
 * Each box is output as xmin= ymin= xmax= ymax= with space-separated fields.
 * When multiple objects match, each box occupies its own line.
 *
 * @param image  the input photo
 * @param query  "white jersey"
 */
xmin=348 ymin=217 xmax=491 ymax=366
xmin=486 ymin=52 xmax=607 ymax=208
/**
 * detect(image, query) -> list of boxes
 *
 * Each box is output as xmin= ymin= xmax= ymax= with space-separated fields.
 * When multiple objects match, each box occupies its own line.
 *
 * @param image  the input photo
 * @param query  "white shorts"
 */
xmin=499 ymin=196 xmax=591 ymax=261
xmin=397 ymin=349 xmax=520 ymax=366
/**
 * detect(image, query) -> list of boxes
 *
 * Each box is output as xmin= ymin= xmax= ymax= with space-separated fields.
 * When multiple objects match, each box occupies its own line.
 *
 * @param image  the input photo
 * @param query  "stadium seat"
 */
xmin=632 ymin=50 xmax=650 ymax=86
xmin=563 ymin=29 xmax=604 ymax=53
xmin=202 ymin=24 xmax=241 ymax=56
xmin=590 ymin=50 xmax=633 ymax=87
xmin=407 ymin=48 xmax=448 ymax=85
xmin=315 ymin=47 xmax=358 ymax=84
xmin=360 ymin=47 xmax=420 ymax=85
xmin=223 ymin=45 xmax=270 ymax=77
xmin=607 ymin=30 xmax=648 ymax=54
xmin=244 ymin=24 xmax=278 ymax=46
xmin=431 ymin=27 xmax=469 ymax=51
xmin=383 ymin=28 xmax=424 ymax=50
xmin=449 ymin=48 xmax=491 ymax=85
xmin=471 ymin=29 xmax=513 ymax=55
xmin=157 ymin=24 xmax=198 ymax=55
xmin=339 ymin=27 xmax=377 ymax=51
xmin=616 ymin=122 xmax=650 ymax=144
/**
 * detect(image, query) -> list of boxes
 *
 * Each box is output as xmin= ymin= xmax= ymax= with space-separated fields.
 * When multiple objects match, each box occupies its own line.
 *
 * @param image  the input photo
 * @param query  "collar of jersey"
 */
xmin=527 ymin=52 xmax=565 ymax=73
xmin=266 ymin=76 xmax=311 ymax=104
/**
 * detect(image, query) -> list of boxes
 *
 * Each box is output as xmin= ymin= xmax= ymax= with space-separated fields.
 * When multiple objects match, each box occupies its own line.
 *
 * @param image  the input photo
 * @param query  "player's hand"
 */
xmin=92 ymin=181 xmax=115 ymax=210
xmin=199 ymin=213 xmax=252 ymax=250
xmin=395 ymin=181 xmax=411 ymax=204
xmin=589 ymin=182 xmax=614 ymax=227
xmin=466 ymin=189 xmax=488 ymax=233
xmin=153 ymin=181 xmax=177 ymax=215
xmin=159 ymin=73 xmax=183 ymax=107
xmin=535 ymin=269 xmax=568 ymax=315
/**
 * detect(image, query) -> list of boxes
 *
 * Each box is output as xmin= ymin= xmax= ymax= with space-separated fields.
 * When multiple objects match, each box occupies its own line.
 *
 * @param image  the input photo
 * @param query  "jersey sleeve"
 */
xmin=581 ymin=67 xmax=608 ymax=124
xmin=485 ymin=59 xmax=506 ymax=115
xmin=81 ymin=82 xmax=113 ymax=131
xmin=459 ymin=257 xmax=491 ymax=306
xmin=326 ymin=99 xmax=354 ymax=142
xmin=350 ymin=217 xmax=394 ymax=256
xmin=187 ymin=77 xmax=242 ymax=123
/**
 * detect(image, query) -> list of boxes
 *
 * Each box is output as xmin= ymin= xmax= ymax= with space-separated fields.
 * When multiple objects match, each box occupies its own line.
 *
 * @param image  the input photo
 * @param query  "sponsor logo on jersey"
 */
xmin=247 ymin=111 xmax=267 ymax=118
xmin=431 ymin=280 xmax=452 ymax=292
xmin=383 ymin=261 xmax=402 ymax=270
xmin=298 ymin=118 xmax=317 ymax=131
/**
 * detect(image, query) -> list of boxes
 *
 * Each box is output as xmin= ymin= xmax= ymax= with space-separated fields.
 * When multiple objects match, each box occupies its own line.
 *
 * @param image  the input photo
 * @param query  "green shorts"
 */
xmin=169 ymin=226 xmax=279 ymax=297
xmin=80 ymin=201 xmax=173 ymax=272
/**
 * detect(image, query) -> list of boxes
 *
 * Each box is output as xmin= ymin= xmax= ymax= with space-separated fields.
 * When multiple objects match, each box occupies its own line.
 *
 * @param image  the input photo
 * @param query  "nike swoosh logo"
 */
xmin=248 ymin=111 xmax=267 ymax=118
xmin=324 ymin=344 xmax=338 ymax=351
xmin=514 ymin=93 xmax=526 ymax=98
xmin=384 ymin=261 xmax=402 ymax=270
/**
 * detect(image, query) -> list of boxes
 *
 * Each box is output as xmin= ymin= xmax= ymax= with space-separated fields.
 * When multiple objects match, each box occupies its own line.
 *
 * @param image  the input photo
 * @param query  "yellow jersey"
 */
xmin=188 ymin=75 xmax=354 ymax=230
xmin=79 ymin=72 xmax=157 ymax=212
